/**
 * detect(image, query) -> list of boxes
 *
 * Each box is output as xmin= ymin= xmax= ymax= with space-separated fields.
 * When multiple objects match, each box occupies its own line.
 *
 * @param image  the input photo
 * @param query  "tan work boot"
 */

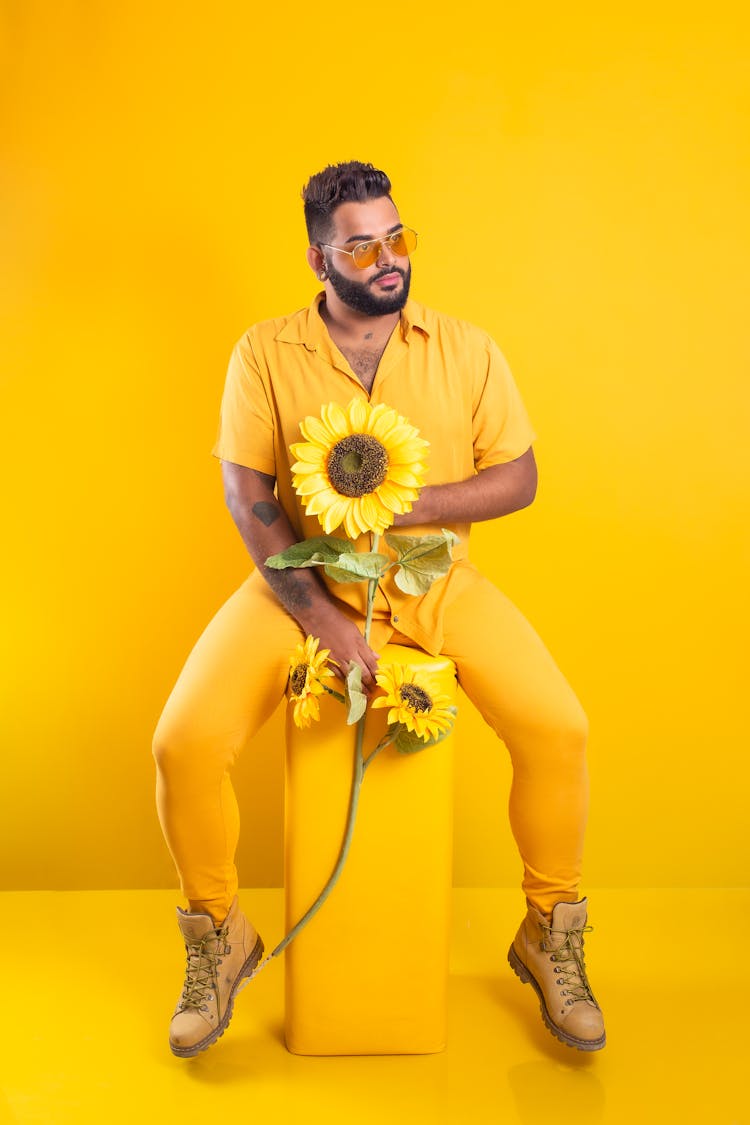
xmin=508 ymin=898 xmax=605 ymax=1051
xmin=169 ymin=896 xmax=265 ymax=1058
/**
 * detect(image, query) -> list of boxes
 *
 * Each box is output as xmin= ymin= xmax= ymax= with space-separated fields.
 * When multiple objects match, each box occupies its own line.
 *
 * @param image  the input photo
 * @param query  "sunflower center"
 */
xmin=399 ymin=683 xmax=432 ymax=713
xmin=327 ymin=434 xmax=388 ymax=498
xmin=290 ymin=663 xmax=308 ymax=695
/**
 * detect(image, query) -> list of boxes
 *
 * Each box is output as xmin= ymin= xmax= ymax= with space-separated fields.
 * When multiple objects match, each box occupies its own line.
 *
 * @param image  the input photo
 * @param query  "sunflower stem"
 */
xmin=268 ymin=703 xmax=366 ymax=963
xmin=261 ymin=534 xmax=387 ymax=968
xmin=363 ymin=730 xmax=398 ymax=773
xmin=322 ymin=685 xmax=346 ymax=704
xmin=363 ymin=532 xmax=381 ymax=645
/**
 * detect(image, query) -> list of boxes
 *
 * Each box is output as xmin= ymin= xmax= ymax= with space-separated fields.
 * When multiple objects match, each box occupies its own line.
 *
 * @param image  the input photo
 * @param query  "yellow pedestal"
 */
xmin=284 ymin=644 xmax=456 ymax=1056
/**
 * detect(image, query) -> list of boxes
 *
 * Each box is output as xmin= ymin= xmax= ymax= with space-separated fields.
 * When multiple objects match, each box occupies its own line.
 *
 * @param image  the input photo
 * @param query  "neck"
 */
xmin=319 ymin=291 xmax=400 ymax=339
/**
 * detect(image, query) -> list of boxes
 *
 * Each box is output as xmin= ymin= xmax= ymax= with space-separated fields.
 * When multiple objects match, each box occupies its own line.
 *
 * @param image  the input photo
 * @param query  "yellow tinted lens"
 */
xmin=389 ymin=228 xmax=417 ymax=255
xmin=352 ymin=240 xmax=380 ymax=267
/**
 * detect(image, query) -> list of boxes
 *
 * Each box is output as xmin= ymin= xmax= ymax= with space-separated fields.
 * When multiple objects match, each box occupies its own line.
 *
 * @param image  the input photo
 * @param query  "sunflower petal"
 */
xmin=386 ymin=446 xmax=428 ymax=468
xmin=290 ymin=441 xmax=328 ymax=465
xmin=322 ymin=495 xmax=353 ymax=534
xmin=305 ymin=487 xmax=340 ymax=516
xmin=359 ymin=493 xmax=381 ymax=531
xmin=376 ymin=480 xmax=411 ymax=513
xmin=364 ymin=403 xmax=391 ymax=434
xmin=347 ymin=398 xmax=369 ymax=432
xmin=343 ymin=501 xmax=367 ymax=539
xmin=321 ymin=401 xmax=349 ymax=436
xmin=294 ymin=472 xmax=330 ymax=496
xmin=385 ymin=466 xmax=423 ymax=487
xmin=300 ymin=415 xmax=335 ymax=445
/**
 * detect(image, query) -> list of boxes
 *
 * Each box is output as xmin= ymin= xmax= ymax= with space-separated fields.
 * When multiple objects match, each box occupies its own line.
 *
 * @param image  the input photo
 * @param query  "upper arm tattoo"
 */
xmin=247 ymin=469 xmax=280 ymax=526
xmin=252 ymin=501 xmax=281 ymax=527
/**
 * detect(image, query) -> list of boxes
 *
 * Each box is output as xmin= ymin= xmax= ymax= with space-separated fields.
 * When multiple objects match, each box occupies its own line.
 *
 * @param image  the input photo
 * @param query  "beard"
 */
xmin=324 ymin=258 xmax=411 ymax=316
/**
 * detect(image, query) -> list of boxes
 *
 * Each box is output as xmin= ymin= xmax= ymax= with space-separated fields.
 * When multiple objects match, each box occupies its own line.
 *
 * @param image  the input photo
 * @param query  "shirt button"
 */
xmin=393 ymin=616 xmax=399 ymax=623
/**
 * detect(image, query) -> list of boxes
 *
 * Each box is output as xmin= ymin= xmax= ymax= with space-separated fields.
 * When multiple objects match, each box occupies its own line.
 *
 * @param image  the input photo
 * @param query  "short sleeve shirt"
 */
xmin=213 ymin=293 xmax=536 ymax=654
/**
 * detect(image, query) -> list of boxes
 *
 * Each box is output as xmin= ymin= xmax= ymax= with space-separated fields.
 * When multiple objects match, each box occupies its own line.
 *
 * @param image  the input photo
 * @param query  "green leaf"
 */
xmin=345 ymin=662 xmax=367 ymax=726
xmin=392 ymin=707 xmax=457 ymax=754
xmin=385 ymin=529 xmax=459 ymax=596
xmin=323 ymin=552 xmax=389 ymax=584
xmin=323 ymin=565 xmax=367 ymax=584
xmin=265 ymin=536 xmax=354 ymax=570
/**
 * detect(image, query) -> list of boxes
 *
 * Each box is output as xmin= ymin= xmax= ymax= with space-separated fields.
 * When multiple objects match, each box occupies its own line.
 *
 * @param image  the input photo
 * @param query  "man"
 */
xmin=153 ymin=161 xmax=606 ymax=1057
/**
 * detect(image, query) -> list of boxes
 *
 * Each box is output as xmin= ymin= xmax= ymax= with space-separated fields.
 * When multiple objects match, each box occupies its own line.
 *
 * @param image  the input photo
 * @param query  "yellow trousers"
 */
xmin=153 ymin=570 xmax=589 ymax=922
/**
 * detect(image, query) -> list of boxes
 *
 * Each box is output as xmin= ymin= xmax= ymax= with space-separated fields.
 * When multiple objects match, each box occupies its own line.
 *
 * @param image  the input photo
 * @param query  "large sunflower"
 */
xmin=371 ymin=663 xmax=455 ymax=743
xmin=290 ymin=399 xmax=429 ymax=538
xmin=288 ymin=636 xmax=335 ymax=728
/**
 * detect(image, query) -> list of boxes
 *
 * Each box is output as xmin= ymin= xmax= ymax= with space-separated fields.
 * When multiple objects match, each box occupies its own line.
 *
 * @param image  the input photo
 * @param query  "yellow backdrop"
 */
xmin=1 ymin=1 xmax=747 ymax=892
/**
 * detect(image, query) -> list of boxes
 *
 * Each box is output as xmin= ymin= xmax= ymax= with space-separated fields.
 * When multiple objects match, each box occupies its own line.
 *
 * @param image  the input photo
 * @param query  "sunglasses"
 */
xmin=319 ymin=226 xmax=418 ymax=270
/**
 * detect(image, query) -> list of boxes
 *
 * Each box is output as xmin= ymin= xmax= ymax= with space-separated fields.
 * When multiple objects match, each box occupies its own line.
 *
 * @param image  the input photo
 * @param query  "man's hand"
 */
xmin=296 ymin=600 xmax=380 ymax=692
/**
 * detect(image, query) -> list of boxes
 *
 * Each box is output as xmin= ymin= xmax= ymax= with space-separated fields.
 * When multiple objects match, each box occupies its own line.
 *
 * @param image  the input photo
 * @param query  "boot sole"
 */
xmin=170 ymin=933 xmax=265 ymax=1058
xmin=507 ymin=944 xmax=606 ymax=1052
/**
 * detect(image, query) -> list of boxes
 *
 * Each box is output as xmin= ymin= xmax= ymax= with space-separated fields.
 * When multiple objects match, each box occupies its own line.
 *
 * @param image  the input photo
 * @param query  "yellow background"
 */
xmin=1 ymin=1 xmax=747 ymax=892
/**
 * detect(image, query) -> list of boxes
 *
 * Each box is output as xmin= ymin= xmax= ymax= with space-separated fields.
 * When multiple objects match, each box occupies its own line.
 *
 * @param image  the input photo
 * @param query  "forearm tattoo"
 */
xmin=252 ymin=500 xmax=281 ymax=527
xmin=262 ymin=565 xmax=313 ymax=612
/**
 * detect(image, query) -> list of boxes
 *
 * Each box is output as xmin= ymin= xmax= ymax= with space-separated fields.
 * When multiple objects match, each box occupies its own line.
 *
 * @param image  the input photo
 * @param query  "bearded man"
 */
xmin=153 ymin=161 xmax=606 ymax=1057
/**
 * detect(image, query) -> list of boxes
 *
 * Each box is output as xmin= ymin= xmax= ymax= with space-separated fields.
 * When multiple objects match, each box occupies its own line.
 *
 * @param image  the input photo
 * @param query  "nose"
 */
xmin=375 ymin=239 xmax=399 ymax=268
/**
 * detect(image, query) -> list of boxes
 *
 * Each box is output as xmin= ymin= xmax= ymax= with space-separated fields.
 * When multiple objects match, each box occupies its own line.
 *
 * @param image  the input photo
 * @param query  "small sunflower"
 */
xmin=288 ymin=636 xmax=335 ymax=728
xmin=290 ymin=399 xmax=429 ymax=538
xmin=371 ymin=663 xmax=455 ymax=743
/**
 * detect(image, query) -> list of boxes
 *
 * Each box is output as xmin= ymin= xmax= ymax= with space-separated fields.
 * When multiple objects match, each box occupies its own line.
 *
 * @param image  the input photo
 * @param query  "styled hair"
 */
xmin=301 ymin=161 xmax=392 ymax=244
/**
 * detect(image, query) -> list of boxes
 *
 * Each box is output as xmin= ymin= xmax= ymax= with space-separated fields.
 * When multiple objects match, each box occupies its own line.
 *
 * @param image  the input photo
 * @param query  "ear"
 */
xmin=306 ymin=245 xmax=326 ymax=278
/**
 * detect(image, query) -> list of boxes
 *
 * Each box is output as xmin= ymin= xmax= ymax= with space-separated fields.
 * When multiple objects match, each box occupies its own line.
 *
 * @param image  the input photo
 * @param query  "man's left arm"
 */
xmin=392 ymin=447 xmax=537 ymax=527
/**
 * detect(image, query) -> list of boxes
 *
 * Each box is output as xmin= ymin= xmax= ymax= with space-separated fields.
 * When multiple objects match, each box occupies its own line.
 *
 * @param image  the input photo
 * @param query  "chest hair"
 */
xmin=337 ymin=342 xmax=388 ymax=393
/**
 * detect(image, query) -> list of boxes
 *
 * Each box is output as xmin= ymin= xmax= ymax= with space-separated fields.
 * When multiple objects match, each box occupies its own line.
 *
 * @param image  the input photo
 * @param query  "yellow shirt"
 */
xmin=213 ymin=293 xmax=536 ymax=654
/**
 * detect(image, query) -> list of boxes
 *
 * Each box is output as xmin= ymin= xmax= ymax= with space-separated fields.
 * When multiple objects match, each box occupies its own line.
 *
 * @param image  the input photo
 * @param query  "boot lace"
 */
xmin=177 ymin=926 xmax=230 ymax=1012
xmin=541 ymin=921 xmax=597 ymax=1005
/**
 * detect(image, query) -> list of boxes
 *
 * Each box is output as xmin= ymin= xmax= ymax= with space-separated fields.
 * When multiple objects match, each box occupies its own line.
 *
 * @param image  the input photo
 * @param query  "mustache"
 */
xmin=368 ymin=265 xmax=408 ymax=285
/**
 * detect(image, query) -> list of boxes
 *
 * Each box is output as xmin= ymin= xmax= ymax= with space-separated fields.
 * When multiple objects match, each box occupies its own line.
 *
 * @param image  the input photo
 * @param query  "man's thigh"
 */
xmin=440 ymin=573 xmax=587 ymax=750
xmin=155 ymin=571 xmax=304 ymax=757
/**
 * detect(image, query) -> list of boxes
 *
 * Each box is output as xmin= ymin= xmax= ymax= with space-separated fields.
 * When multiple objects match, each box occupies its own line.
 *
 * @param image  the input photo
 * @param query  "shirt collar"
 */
xmin=275 ymin=292 xmax=431 ymax=349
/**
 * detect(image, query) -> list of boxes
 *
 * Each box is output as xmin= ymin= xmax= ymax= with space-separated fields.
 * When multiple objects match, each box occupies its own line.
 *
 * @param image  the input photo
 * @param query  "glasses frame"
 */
xmin=319 ymin=226 xmax=418 ymax=270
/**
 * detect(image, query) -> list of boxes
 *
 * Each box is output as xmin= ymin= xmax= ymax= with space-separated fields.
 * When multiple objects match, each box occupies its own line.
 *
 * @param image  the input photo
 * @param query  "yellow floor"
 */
xmin=0 ymin=888 xmax=746 ymax=1125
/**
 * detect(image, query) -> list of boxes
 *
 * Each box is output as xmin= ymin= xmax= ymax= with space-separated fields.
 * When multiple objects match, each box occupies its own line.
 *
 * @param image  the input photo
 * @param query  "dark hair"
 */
xmin=301 ymin=161 xmax=392 ymax=243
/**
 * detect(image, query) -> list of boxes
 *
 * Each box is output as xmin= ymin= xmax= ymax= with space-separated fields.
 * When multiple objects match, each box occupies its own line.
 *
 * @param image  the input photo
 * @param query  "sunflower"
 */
xmin=290 ymin=399 xmax=429 ymax=538
xmin=288 ymin=636 xmax=335 ymax=728
xmin=371 ymin=663 xmax=455 ymax=743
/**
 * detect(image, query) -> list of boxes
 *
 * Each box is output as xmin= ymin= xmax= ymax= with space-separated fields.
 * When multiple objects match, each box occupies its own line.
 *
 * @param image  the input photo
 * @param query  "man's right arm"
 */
xmin=221 ymin=461 xmax=380 ymax=688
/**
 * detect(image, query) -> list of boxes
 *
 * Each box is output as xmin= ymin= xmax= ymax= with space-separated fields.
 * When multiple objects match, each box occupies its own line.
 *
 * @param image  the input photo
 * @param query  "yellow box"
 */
xmin=284 ymin=644 xmax=456 ymax=1055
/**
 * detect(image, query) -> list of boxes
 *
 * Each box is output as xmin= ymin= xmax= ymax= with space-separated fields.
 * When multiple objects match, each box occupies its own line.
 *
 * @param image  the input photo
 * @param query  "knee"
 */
xmin=152 ymin=716 xmax=228 ymax=777
xmin=152 ymin=717 xmax=182 ymax=775
xmin=508 ymin=694 xmax=589 ymax=775
xmin=562 ymin=697 xmax=589 ymax=749
xmin=521 ymin=689 xmax=588 ymax=748
xmin=546 ymin=696 xmax=589 ymax=767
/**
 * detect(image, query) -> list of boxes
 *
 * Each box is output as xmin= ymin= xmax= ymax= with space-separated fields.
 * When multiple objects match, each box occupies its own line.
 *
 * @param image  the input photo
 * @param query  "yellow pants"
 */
xmin=153 ymin=570 xmax=589 ymax=921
